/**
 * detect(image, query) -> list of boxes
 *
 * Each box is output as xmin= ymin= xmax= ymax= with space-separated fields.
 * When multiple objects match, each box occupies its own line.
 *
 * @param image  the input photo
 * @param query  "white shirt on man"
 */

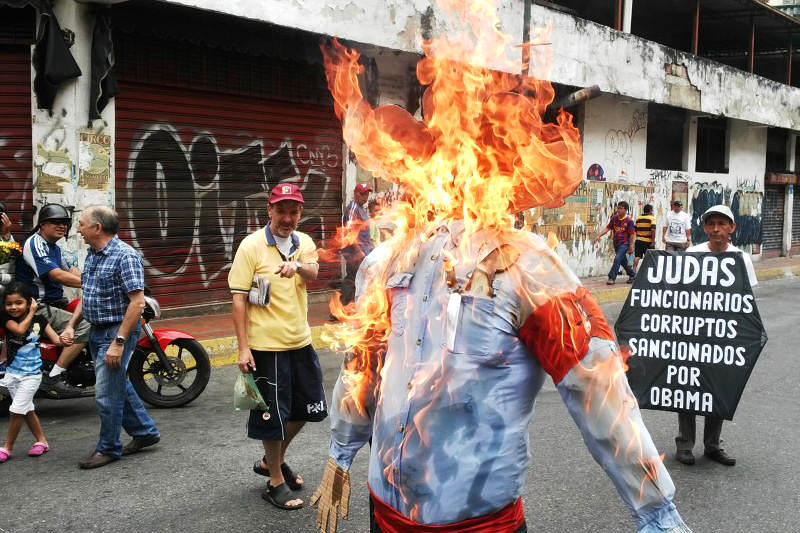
xmin=687 ymin=241 xmax=758 ymax=288
xmin=665 ymin=210 xmax=692 ymax=244
xmin=273 ymin=233 xmax=293 ymax=259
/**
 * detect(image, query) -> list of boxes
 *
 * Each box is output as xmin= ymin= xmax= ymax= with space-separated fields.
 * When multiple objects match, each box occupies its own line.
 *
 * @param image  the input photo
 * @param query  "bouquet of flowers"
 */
xmin=0 ymin=240 xmax=22 ymax=265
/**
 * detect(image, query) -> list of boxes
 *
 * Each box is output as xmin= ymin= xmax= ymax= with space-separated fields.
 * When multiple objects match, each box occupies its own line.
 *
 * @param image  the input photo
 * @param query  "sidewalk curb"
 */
xmin=203 ymin=264 xmax=799 ymax=368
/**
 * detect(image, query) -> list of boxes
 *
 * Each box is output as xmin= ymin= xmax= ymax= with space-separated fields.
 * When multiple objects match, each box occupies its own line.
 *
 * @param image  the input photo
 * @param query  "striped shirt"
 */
xmin=81 ymin=236 xmax=145 ymax=325
xmin=634 ymin=215 xmax=656 ymax=243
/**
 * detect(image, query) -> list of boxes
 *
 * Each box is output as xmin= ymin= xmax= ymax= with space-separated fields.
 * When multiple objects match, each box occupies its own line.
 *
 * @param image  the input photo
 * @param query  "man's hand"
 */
xmin=105 ymin=342 xmax=123 ymax=368
xmin=275 ymin=261 xmax=299 ymax=278
xmin=237 ymin=347 xmax=256 ymax=372
xmin=60 ymin=325 xmax=75 ymax=346
xmin=311 ymin=458 xmax=351 ymax=533
xmin=0 ymin=212 xmax=12 ymax=239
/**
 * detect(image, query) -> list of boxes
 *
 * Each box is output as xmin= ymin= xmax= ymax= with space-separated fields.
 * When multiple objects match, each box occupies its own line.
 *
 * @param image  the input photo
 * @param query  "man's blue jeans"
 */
xmin=90 ymin=323 xmax=159 ymax=458
xmin=608 ymin=244 xmax=635 ymax=281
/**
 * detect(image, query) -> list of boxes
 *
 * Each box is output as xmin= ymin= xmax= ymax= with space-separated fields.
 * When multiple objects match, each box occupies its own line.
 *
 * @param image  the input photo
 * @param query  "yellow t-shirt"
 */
xmin=228 ymin=227 xmax=318 ymax=351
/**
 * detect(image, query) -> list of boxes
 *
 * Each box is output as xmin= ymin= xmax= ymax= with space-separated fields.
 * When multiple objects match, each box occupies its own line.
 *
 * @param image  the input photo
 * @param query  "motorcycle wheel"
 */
xmin=128 ymin=338 xmax=211 ymax=408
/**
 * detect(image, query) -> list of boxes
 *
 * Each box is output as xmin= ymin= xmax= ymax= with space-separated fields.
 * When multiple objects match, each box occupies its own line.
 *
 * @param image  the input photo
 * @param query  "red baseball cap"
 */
xmin=269 ymin=183 xmax=304 ymax=204
xmin=354 ymin=183 xmax=372 ymax=193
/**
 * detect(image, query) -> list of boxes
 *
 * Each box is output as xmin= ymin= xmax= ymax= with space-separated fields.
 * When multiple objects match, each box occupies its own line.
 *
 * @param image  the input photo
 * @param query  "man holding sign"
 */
xmin=615 ymin=204 xmax=766 ymax=470
xmin=675 ymin=205 xmax=757 ymax=467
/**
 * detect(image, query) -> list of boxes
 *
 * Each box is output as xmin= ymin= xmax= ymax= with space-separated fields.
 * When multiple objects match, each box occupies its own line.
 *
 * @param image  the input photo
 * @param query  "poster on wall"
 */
xmin=35 ymin=144 xmax=72 ymax=193
xmin=671 ymin=180 xmax=688 ymax=209
xmin=78 ymin=132 xmax=111 ymax=190
xmin=615 ymin=250 xmax=767 ymax=420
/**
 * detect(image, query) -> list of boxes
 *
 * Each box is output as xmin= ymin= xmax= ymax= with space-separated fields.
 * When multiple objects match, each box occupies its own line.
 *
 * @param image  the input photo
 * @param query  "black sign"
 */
xmin=615 ymin=250 xmax=767 ymax=420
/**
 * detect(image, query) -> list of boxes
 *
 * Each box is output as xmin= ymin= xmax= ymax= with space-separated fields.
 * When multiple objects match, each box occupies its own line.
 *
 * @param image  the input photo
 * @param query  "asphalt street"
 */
xmin=1 ymin=276 xmax=797 ymax=533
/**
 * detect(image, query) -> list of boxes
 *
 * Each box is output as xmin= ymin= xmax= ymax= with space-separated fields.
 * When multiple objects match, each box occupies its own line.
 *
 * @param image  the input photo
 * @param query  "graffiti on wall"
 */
xmin=531 ymin=180 xmax=656 ymax=246
xmin=124 ymin=124 xmax=340 ymax=286
xmin=690 ymin=181 xmax=762 ymax=246
xmin=603 ymin=109 xmax=646 ymax=179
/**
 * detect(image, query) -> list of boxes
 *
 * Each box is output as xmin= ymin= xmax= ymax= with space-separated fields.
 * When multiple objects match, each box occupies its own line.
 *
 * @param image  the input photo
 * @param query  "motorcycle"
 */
xmin=0 ymin=293 xmax=211 ymax=414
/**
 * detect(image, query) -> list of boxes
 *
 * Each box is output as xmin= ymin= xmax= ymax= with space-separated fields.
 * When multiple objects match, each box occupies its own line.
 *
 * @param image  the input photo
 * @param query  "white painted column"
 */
xmin=683 ymin=115 xmax=698 ymax=172
xmin=30 ymin=2 xmax=114 ymax=290
xmin=782 ymin=134 xmax=796 ymax=256
xmin=623 ymin=0 xmax=634 ymax=33
xmin=782 ymin=184 xmax=793 ymax=257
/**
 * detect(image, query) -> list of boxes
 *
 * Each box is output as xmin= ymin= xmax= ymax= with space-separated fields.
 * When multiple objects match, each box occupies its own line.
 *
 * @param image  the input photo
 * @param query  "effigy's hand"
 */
xmin=310 ymin=457 xmax=351 ymax=533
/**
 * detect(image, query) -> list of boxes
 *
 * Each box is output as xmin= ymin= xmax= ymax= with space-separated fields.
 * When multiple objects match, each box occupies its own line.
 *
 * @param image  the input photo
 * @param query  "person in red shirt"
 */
xmin=595 ymin=201 xmax=636 ymax=285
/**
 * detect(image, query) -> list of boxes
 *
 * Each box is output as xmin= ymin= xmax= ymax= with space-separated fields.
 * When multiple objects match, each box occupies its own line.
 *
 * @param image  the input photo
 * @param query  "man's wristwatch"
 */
xmin=114 ymin=336 xmax=126 ymax=345
xmin=294 ymin=261 xmax=303 ymax=270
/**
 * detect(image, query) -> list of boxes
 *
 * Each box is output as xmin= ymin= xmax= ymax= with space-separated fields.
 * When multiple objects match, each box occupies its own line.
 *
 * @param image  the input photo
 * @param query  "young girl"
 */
xmin=0 ymin=281 xmax=62 ymax=463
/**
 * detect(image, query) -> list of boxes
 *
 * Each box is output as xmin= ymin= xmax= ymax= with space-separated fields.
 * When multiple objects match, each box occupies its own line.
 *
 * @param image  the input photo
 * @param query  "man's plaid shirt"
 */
xmin=81 ymin=236 xmax=145 ymax=325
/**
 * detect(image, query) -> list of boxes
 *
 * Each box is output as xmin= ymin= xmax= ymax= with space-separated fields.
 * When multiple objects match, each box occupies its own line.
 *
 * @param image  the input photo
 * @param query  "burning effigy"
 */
xmin=311 ymin=1 xmax=691 ymax=532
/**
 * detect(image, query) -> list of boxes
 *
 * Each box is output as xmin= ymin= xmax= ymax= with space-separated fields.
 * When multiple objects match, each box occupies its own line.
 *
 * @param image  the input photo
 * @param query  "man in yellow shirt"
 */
xmin=228 ymin=183 xmax=327 ymax=511
xmin=633 ymin=204 xmax=657 ymax=273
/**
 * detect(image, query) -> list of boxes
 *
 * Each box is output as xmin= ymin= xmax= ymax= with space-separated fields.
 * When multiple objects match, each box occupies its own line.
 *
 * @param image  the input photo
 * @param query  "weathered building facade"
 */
xmin=1 ymin=0 xmax=798 ymax=309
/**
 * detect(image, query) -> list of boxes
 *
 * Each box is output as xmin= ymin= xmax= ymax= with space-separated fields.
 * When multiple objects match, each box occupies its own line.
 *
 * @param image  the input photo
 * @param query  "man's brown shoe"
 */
xmin=78 ymin=451 xmax=117 ymax=469
xmin=123 ymin=435 xmax=160 ymax=456
xmin=705 ymin=449 xmax=736 ymax=466
xmin=675 ymin=450 xmax=695 ymax=465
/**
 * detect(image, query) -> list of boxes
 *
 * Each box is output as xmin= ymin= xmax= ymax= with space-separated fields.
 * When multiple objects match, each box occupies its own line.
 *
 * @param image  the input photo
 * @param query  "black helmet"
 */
xmin=37 ymin=204 xmax=71 ymax=228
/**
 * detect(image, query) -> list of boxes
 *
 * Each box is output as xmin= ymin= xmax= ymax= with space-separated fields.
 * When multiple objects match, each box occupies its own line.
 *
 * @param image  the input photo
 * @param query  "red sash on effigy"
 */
xmin=369 ymin=488 xmax=524 ymax=533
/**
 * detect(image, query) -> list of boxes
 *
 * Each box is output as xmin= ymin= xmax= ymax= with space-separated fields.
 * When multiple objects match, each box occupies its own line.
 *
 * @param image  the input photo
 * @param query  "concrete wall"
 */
xmin=30 ymin=1 xmax=114 ymax=282
xmin=531 ymin=94 xmax=767 ymax=278
xmin=164 ymin=0 xmax=800 ymax=131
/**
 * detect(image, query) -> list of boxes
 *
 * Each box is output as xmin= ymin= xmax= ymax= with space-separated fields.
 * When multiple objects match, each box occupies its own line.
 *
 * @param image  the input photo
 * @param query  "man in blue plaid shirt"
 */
xmin=67 ymin=206 xmax=160 ymax=469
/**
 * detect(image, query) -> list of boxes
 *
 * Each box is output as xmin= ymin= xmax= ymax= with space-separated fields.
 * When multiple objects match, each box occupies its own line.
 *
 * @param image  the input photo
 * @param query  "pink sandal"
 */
xmin=28 ymin=442 xmax=49 ymax=457
xmin=0 ymin=447 xmax=10 ymax=463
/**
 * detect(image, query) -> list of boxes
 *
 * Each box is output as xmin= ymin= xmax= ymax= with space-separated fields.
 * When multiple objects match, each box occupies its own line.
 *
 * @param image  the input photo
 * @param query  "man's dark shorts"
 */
xmin=247 ymin=345 xmax=328 ymax=441
xmin=634 ymin=240 xmax=653 ymax=258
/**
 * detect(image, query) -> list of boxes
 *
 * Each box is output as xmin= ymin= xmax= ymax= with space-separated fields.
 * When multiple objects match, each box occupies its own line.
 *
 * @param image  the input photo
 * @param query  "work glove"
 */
xmin=310 ymin=457 xmax=351 ymax=533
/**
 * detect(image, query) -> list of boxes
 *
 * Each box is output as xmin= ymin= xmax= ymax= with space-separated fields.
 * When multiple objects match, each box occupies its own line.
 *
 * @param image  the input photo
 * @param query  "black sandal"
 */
xmin=262 ymin=482 xmax=303 ymax=510
xmin=280 ymin=463 xmax=304 ymax=490
xmin=253 ymin=456 xmax=270 ymax=477
xmin=252 ymin=458 xmax=304 ymax=491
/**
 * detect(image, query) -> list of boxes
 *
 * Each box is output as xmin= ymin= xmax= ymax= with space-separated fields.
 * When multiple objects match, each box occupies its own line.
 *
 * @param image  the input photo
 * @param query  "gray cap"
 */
xmin=702 ymin=204 xmax=734 ymax=223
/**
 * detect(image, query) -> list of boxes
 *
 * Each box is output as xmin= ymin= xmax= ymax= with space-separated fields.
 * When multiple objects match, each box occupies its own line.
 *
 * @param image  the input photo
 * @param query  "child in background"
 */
xmin=0 ymin=281 xmax=63 ymax=463
xmin=368 ymin=200 xmax=381 ymax=247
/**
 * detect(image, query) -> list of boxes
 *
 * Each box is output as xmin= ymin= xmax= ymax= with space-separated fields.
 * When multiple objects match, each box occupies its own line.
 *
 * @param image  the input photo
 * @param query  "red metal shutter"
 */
xmin=115 ymin=81 xmax=343 ymax=309
xmin=0 ymin=45 xmax=34 ymax=230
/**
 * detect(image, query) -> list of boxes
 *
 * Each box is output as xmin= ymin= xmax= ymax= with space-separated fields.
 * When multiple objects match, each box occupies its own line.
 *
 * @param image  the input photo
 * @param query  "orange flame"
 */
xmin=321 ymin=0 xmax=581 ymax=414
xmin=321 ymin=0 xmax=665 ymax=502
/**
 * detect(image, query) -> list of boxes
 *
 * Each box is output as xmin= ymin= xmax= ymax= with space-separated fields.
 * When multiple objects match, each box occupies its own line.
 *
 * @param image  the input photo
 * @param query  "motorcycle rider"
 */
xmin=0 ymin=201 xmax=17 ymax=294
xmin=15 ymin=204 xmax=90 ymax=396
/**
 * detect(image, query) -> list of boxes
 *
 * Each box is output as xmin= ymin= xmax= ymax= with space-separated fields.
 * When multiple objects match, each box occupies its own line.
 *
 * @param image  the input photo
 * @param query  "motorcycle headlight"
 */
xmin=143 ymin=295 xmax=161 ymax=319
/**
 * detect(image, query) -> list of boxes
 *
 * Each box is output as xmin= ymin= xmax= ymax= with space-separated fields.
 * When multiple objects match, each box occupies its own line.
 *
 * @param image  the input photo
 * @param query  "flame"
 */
xmin=320 ymin=0 xmax=666 ymax=508
xmin=321 ymin=0 xmax=581 ymax=409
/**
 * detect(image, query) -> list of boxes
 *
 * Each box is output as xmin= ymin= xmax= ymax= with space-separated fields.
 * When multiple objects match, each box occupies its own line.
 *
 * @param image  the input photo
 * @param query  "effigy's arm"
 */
xmin=513 ymin=240 xmax=690 ymax=533
xmin=312 ymin=247 xmax=391 ymax=533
